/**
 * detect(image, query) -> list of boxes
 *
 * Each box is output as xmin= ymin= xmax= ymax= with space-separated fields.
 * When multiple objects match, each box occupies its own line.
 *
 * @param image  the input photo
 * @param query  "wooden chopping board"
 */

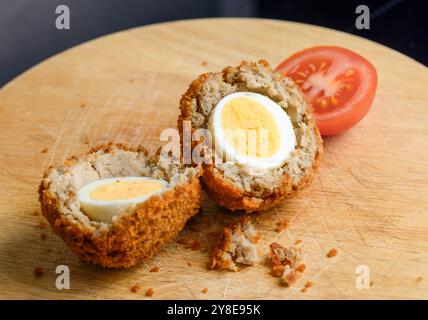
xmin=0 ymin=18 xmax=427 ymax=300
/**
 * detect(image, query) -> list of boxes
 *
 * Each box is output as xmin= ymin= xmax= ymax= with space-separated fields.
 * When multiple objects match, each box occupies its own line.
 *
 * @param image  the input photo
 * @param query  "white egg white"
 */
xmin=78 ymin=177 xmax=169 ymax=223
xmin=208 ymin=92 xmax=296 ymax=169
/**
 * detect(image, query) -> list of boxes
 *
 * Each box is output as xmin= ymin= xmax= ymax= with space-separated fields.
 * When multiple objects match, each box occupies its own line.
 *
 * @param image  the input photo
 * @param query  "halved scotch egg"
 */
xmin=39 ymin=143 xmax=201 ymax=268
xmin=179 ymin=60 xmax=323 ymax=212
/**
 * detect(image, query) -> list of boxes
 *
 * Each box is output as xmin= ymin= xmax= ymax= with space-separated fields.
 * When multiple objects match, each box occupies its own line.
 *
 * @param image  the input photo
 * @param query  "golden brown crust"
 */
xmin=39 ymin=143 xmax=202 ymax=268
xmin=178 ymin=60 xmax=323 ymax=212
xmin=202 ymin=133 xmax=322 ymax=212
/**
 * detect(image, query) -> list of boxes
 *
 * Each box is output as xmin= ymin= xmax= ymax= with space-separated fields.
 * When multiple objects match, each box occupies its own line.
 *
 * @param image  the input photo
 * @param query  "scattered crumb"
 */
xmin=34 ymin=267 xmax=44 ymax=278
xmin=269 ymin=242 xmax=304 ymax=287
xmin=145 ymin=288 xmax=154 ymax=297
xmin=130 ymin=284 xmax=141 ymax=293
xmin=416 ymin=276 xmax=423 ymax=283
xmin=46 ymin=248 xmax=53 ymax=253
xmin=275 ymin=218 xmax=289 ymax=233
xmin=201 ymin=61 xmax=208 ymax=66
xmin=32 ymin=210 xmax=40 ymax=216
xmin=301 ymin=281 xmax=313 ymax=293
xmin=40 ymin=148 xmax=48 ymax=154
xmin=202 ymin=288 xmax=208 ymax=294
xmin=39 ymin=221 xmax=48 ymax=228
xmin=211 ymin=217 xmax=260 ymax=272
xmin=40 ymin=233 xmax=46 ymax=240
xmin=150 ymin=266 xmax=159 ymax=273
xmin=187 ymin=262 xmax=192 ymax=267
xmin=269 ymin=242 xmax=303 ymax=277
xmin=80 ymin=103 xmax=86 ymax=108
xmin=370 ymin=280 xmax=374 ymax=287
xmin=281 ymin=265 xmax=301 ymax=287
xmin=294 ymin=239 xmax=303 ymax=245
xmin=326 ymin=248 xmax=338 ymax=258
xmin=295 ymin=263 xmax=306 ymax=273
xmin=128 ymin=79 xmax=135 ymax=83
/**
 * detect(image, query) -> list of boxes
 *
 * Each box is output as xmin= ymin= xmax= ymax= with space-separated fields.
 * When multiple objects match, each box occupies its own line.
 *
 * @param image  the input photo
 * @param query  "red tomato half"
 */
xmin=276 ymin=46 xmax=377 ymax=136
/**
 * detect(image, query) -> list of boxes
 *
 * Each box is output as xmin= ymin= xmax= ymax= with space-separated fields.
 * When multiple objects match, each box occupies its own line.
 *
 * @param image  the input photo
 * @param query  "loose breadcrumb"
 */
xmin=201 ymin=61 xmax=208 ymax=67
xmin=202 ymin=288 xmax=208 ymax=294
xmin=32 ymin=210 xmax=40 ymax=216
xmin=41 ymin=148 xmax=48 ymax=154
xmin=295 ymin=263 xmax=306 ymax=273
xmin=34 ymin=267 xmax=44 ymax=278
xmin=281 ymin=265 xmax=301 ymax=287
xmin=145 ymin=288 xmax=154 ymax=297
xmin=275 ymin=218 xmax=289 ymax=233
xmin=294 ymin=239 xmax=303 ymax=245
xmin=130 ymin=284 xmax=141 ymax=293
xmin=269 ymin=242 xmax=304 ymax=287
xmin=269 ymin=242 xmax=303 ymax=277
xmin=80 ymin=103 xmax=86 ymax=108
xmin=150 ymin=266 xmax=159 ymax=273
xmin=416 ymin=276 xmax=423 ymax=283
xmin=301 ymin=281 xmax=313 ymax=293
xmin=327 ymin=248 xmax=338 ymax=258
xmin=211 ymin=217 xmax=260 ymax=272
xmin=370 ymin=280 xmax=374 ymax=287
xmin=187 ymin=262 xmax=192 ymax=267
xmin=40 ymin=233 xmax=46 ymax=240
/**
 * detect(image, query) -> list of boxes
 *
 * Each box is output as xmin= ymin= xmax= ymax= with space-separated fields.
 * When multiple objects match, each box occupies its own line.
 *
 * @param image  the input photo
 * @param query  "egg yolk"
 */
xmin=90 ymin=180 xmax=165 ymax=201
xmin=221 ymin=97 xmax=280 ymax=158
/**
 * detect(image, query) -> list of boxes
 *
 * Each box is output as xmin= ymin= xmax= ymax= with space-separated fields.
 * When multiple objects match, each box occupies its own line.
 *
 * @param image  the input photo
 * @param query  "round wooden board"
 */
xmin=0 ymin=18 xmax=427 ymax=299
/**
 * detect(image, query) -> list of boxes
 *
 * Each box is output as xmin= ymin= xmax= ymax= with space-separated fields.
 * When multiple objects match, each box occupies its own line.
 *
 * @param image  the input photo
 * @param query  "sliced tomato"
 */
xmin=276 ymin=46 xmax=377 ymax=136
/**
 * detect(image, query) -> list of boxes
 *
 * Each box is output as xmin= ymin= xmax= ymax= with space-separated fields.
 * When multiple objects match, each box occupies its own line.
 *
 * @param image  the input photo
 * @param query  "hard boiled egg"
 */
xmin=208 ymin=92 xmax=296 ymax=169
xmin=78 ymin=177 xmax=169 ymax=223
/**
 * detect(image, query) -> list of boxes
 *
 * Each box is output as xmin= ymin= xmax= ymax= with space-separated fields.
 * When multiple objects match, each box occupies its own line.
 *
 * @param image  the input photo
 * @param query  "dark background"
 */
xmin=1 ymin=0 xmax=427 ymax=87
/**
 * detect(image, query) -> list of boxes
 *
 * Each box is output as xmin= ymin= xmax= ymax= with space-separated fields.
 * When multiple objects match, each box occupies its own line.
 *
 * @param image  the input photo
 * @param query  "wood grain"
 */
xmin=0 ymin=18 xmax=427 ymax=299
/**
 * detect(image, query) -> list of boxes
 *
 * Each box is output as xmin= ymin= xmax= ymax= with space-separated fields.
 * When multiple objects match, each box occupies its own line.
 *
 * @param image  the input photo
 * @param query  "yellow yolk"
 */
xmin=90 ymin=180 xmax=165 ymax=201
xmin=221 ymin=97 xmax=280 ymax=158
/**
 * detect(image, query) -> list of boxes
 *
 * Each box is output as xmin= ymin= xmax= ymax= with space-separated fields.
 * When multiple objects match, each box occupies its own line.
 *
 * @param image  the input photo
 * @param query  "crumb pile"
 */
xmin=211 ymin=217 xmax=260 ymax=271
xmin=269 ymin=242 xmax=304 ymax=287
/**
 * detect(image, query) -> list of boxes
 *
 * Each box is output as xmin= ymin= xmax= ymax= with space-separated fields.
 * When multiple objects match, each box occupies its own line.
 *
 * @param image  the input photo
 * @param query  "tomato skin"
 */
xmin=276 ymin=46 xmax=377 ymax=136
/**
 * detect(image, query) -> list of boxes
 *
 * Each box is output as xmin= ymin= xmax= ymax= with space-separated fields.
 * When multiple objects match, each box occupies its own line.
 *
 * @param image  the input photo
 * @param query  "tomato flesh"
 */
xmin=276 ymin=46 xmax=377 ymax=136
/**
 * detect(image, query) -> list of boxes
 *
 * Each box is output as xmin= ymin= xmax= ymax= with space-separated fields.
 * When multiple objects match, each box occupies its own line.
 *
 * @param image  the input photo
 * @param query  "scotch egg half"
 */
xmin=78 ymin=177 xmax=169 ymax=223
xmin=39 ymin=144 xmax=202 ymax=268
xmin=208 ymin=92 xmax=296 ymax=169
